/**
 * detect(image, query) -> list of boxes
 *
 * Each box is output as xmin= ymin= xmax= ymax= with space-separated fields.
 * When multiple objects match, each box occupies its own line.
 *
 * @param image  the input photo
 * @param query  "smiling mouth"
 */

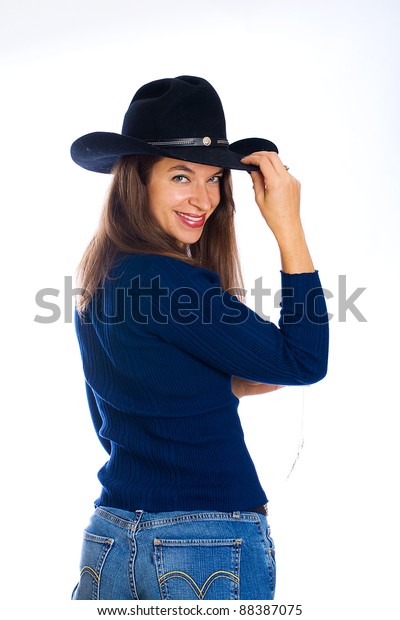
xmin=175 ymin=211 xmax=206 ymax=229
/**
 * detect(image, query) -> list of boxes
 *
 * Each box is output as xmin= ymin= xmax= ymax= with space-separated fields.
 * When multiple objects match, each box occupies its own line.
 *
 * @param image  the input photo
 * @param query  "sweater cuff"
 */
xmin=279 ymin=269 xmax=326 ymax=325
xmin=280 ymin=270 xmax=322 ymax=300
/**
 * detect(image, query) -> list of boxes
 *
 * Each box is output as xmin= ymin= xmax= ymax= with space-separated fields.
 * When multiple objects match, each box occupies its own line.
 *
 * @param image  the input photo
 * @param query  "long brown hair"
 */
xmin=76 ymin=155 xmax=244 ymax=313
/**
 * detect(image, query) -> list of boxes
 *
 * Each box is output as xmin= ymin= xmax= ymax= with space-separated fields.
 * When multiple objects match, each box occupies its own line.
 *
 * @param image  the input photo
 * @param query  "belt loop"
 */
xmin=130 ymin=510 xmax=144 ymax=534
xmin=129 ymin=510 xmax=144 ymax=600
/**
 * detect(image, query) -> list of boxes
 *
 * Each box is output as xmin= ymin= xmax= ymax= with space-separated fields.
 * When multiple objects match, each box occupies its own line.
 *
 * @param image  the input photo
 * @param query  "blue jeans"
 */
xmin=71 ymin=507 xmax=276 ymax=600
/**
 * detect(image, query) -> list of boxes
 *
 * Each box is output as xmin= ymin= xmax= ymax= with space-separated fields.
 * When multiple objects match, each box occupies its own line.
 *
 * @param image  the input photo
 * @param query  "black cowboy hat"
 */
xmin=70 ymin=75 xmax=278 ymax=173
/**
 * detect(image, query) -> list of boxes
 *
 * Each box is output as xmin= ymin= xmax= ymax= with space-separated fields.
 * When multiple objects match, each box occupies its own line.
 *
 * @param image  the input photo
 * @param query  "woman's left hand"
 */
xmin=232 ymin=377 xmax=284 ymax=398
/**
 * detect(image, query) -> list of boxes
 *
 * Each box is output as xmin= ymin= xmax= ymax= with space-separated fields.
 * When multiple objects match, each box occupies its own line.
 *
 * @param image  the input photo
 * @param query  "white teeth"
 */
xmin=177 ymin=212 xmax=204 ymax=222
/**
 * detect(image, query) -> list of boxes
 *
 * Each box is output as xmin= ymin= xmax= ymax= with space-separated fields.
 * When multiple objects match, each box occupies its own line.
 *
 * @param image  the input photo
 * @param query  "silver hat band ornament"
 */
xmin=147 ymin=137 xmax=229 ymax=148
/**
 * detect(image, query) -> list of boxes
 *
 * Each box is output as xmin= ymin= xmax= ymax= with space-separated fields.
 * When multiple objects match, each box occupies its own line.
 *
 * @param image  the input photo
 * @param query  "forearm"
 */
xmin=276 ymin=223 xmax=315 ymax=274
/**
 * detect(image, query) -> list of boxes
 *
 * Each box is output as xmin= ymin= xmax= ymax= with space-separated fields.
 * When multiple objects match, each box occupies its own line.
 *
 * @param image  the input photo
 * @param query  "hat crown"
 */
xmin=121 ymin=76 xmax=227 ymax=142
xmin=71 ymin=74 xmax=278 ymax=174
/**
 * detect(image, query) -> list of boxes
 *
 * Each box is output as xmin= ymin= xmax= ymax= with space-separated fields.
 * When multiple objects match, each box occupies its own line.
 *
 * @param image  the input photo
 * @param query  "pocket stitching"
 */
xmin=158 ymin=569 xmax=239 ymax=600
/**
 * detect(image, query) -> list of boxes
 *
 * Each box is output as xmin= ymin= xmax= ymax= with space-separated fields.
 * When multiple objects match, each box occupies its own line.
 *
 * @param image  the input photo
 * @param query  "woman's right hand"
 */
xmin=241 ymin=151 xmax=315 ymax=274
xmin=231 ymin=376 xmax=285 ymax=399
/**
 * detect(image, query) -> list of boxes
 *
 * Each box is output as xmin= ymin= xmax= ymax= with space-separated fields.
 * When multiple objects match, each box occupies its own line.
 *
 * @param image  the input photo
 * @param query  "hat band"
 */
xmin=146 ymin=137 xmax=229 ymax=148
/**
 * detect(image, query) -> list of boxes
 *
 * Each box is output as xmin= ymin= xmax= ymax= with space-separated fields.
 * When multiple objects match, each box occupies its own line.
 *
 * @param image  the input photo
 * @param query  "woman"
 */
xmin=70 ymin=75 xmax=329 ymax=601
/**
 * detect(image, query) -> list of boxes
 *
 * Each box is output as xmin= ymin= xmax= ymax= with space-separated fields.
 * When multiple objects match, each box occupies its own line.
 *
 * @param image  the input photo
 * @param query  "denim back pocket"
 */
xmin=72 ymin=531 xmax=114 ymax=600
xmin=154 ymin=538 xmax=242 ymax=600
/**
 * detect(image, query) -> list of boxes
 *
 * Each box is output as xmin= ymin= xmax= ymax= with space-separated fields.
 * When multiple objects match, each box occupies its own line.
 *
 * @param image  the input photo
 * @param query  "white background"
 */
xmin=1 ymin=1 xmax=399 ymax=618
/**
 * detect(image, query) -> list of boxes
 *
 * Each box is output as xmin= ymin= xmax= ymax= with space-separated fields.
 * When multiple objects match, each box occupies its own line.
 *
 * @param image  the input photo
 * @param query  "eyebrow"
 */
xmin=168 ymin=165 xmax=224 ymax=175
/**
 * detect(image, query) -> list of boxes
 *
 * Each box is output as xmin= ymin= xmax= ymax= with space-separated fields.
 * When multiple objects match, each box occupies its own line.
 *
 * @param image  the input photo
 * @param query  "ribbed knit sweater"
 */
xmin=75 ymin=253 xmax=329 ymax=512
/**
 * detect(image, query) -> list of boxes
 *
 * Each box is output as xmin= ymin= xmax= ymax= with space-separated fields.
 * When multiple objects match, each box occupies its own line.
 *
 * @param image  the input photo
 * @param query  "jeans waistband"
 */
xmin=95 ymin=505 xmax=268 ymax=528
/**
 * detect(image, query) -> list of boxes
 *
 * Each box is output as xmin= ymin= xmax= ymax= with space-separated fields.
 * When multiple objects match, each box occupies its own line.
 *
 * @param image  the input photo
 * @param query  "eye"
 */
xmin=172 ymin=175 xmax=190 ymax=183
xmin=208 ymin=175 xmax=223 ymax=184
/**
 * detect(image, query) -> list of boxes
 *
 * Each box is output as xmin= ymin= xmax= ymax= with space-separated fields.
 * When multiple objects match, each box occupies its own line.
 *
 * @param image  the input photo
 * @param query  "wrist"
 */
xmin=277 ymin=229 xmax=315 ymax=274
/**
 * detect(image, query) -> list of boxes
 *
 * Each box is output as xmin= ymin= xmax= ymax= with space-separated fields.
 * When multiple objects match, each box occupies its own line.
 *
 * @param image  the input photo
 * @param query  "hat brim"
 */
xmin=70 ymin=132 xmax=279 ymax=174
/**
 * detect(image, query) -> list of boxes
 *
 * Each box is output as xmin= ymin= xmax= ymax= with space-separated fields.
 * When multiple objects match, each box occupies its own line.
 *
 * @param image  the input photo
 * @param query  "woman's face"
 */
xmin=146 ymin=157 xmax=223 ymax=246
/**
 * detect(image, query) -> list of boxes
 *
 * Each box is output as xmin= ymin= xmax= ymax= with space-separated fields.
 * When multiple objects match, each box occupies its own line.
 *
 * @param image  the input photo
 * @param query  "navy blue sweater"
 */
xmin=75 ymin=254 xmax=329 ymax=512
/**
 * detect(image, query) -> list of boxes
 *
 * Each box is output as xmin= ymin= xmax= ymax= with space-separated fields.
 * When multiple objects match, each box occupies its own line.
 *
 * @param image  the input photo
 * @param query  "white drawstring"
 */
xmin=286 ymin=386 xmax=306 ymax=479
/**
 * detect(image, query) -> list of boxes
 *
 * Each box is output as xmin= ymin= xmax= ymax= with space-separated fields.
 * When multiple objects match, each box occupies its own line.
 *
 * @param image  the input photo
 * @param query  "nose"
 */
xmin=188 ymin=181 xmax=215 ymax=212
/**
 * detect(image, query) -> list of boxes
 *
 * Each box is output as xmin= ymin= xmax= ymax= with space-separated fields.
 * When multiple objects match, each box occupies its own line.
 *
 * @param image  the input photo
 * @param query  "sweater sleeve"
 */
xmin=124 ymin=255 xmax=329 ymax=386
